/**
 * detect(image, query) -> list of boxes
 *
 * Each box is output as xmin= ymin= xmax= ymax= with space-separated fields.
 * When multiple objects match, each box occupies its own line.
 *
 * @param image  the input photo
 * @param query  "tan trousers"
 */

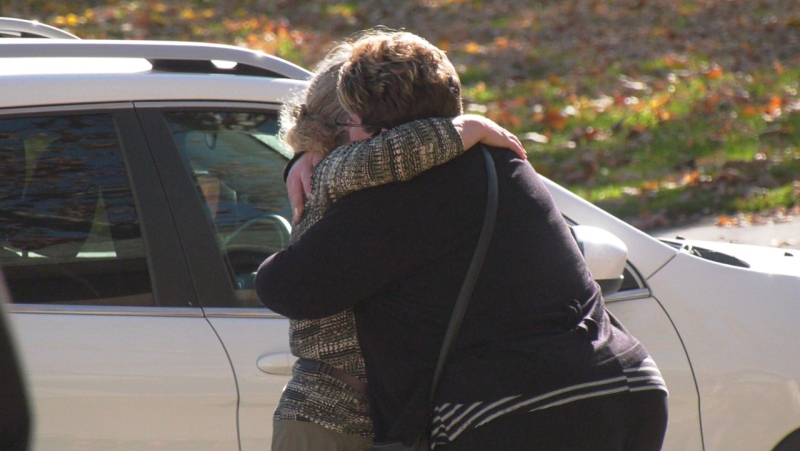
xmin=272 ymin=419 xmax=373 ymax=451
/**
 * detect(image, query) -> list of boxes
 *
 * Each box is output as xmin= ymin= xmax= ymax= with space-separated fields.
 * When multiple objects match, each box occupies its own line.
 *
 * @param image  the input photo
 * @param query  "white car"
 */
xmin=2 ymin=19 xmax=800 ymax=451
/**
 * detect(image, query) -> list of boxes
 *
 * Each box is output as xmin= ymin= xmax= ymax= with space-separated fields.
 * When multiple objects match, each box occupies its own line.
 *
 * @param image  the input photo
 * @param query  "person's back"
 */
xmin=300 ymin=145 xmax=645 ymax=443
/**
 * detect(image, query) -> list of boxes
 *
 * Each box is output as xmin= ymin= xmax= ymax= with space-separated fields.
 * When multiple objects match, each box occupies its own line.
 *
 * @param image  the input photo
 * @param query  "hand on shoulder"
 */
xmin=452 ymin=114 xmax=526 ymax=160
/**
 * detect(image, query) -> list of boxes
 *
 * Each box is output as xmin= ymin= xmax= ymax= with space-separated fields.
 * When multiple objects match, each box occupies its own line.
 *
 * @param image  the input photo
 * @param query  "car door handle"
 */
xmin=257 ymin=353 xmax=297 ymax=376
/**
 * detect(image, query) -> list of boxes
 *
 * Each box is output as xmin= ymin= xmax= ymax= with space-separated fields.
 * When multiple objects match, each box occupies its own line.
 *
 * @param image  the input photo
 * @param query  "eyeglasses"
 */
xmin=334 ymin=111 xmax=379 ymax=129
xmin=334 ymin=119 xmax=379 ymax=128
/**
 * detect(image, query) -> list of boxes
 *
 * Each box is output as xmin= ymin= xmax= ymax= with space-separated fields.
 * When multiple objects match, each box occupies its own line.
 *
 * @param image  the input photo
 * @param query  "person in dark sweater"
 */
xmin=257 ymin=30 xmax=668 ymax=450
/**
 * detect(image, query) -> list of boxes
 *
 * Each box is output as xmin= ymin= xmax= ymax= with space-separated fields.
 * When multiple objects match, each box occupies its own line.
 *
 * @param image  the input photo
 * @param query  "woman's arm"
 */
xmin=288 ymin=115 xmax=525 ymax=222
xmin=316 ymin=117 xmax=463 ymax=202
xmin=317 ymin=115 xmax=525 ymax=203
xmin=289 ymin=117 xmax=461 ymax=227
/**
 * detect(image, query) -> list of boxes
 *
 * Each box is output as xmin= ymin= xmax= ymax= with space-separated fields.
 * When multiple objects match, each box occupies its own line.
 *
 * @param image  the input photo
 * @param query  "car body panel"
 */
xmin=607 ymin=296 xmax=703 ymax=450
xmin=205 ymin=309 xmax=295 ymax=450
xmin=8 ymin=306 xmax=239 ymax=450
xmin=663 ymin=238 xmax=800 ymax=277
xmin=648 ymin=253 xmax=800 ymax=450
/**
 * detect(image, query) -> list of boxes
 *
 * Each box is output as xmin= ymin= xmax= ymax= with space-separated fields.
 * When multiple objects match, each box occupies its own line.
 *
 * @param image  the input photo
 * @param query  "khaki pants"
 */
xmin=272 ymin=419 xmax=372 ymax=451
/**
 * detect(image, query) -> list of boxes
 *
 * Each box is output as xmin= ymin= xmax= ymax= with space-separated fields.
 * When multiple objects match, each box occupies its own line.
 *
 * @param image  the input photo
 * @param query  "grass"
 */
xmin=463 ymin=53 xmax=800 ymax=229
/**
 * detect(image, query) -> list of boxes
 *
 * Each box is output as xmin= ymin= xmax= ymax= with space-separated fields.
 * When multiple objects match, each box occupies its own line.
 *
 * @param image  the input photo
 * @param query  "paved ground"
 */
xmin=651 ymin=218 xmax=800 ymax=250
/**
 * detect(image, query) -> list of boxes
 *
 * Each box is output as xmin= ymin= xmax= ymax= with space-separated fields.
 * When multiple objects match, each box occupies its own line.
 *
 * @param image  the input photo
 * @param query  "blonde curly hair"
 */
xmin=279 ymin=42 xmax=352 ymax=155
xmin=337 ymin=30 xmax=462 ymax=130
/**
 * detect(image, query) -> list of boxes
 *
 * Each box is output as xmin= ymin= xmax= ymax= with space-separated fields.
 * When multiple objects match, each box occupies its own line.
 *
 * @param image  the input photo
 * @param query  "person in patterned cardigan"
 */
xmin=269 ymin=41 xmax=525 ymax=451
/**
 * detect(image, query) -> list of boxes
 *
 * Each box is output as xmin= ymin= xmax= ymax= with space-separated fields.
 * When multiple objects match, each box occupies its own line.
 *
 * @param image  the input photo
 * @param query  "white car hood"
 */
xmin=661 ymin=238 xmax=800 ymax=277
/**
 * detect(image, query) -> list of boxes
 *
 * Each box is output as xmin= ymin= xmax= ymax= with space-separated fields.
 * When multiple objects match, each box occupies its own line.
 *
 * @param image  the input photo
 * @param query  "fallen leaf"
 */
xmin=717 ymin=216 xmax=735 ymax=227
xmin=542 ymin=108 xmax=569 ymax=131
xmin=766 ymin=95 xmax=783 ymax=115
xmin=682 ymin=171 xmax=700 ymax=185
xmin=641 ymin=180 xmax=660 ymax=192
xmin=463 ymin=42 xmax=482 ymax=54
xmin=706 ymin=65 xmax=724 ymax=80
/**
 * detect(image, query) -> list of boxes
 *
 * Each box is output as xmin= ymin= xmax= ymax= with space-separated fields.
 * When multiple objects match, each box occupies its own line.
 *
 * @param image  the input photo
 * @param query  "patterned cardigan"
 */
xmin=274 ymin=118 xmax=463 ymax=437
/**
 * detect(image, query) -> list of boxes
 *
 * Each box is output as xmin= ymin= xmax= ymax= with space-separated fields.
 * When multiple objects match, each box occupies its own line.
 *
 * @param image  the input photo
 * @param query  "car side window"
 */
xmin=163 ymin=110 xmax=292 ymax=307
xmin=0 ymin=114 xmax=154 ymax=306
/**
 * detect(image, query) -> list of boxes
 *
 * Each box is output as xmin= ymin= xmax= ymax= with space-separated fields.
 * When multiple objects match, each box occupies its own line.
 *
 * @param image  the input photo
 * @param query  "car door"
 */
xmin=2 ymin=105 xmax=240 ymax=450
xmin=134 ymin=102 xmax=296 ymax=450
xmin=604 ymin=264 xmax=703 ymax=450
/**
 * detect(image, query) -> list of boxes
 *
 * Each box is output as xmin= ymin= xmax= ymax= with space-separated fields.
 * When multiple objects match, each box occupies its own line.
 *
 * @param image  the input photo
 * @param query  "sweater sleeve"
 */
xmin=316 ymin=118 xmax=461 ymax=207
xmin=291 ymin=117 xmax=462 ymax=239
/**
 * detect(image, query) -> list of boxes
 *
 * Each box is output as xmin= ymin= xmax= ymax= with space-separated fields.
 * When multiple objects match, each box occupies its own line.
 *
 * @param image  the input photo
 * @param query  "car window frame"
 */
xmin=2 ymin=103 xmax=198 ymax=311
xmin=133 ymin=101 xmax=288 ymax=310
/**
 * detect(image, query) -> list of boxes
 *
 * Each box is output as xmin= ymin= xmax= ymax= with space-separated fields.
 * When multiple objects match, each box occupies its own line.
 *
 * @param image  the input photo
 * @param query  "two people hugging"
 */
xmin=257 ymin=29 xmax=668 ymax=451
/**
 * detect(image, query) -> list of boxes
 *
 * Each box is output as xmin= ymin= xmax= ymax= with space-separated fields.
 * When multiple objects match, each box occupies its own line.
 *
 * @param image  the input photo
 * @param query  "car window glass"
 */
xmin=0 ymin=114 xmax=154 ymax=306
xmin=163 ymin=111 xmax=292 ymax=307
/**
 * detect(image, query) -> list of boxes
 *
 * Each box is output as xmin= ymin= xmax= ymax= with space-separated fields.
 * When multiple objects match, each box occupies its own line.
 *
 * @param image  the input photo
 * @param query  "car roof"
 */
xmin=0 ymin=39 xmax=312 ymax=109
xmin=0 ymin=39 xmax=312 ymax=78
xmin=0 ymin=17 xmax=80 ymax=39
xmin=0 ymin=73 xmax=310 ymax=109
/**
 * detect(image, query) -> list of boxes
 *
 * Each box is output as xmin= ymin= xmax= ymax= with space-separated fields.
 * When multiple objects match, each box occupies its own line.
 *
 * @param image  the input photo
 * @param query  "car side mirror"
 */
xmin=570 ymin=225 xmax=627 ymax=296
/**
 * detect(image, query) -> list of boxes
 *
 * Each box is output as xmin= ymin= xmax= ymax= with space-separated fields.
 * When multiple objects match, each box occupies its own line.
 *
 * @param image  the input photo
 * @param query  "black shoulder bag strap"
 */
xmin=375 ymin=148 xmax=498 ymax=451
